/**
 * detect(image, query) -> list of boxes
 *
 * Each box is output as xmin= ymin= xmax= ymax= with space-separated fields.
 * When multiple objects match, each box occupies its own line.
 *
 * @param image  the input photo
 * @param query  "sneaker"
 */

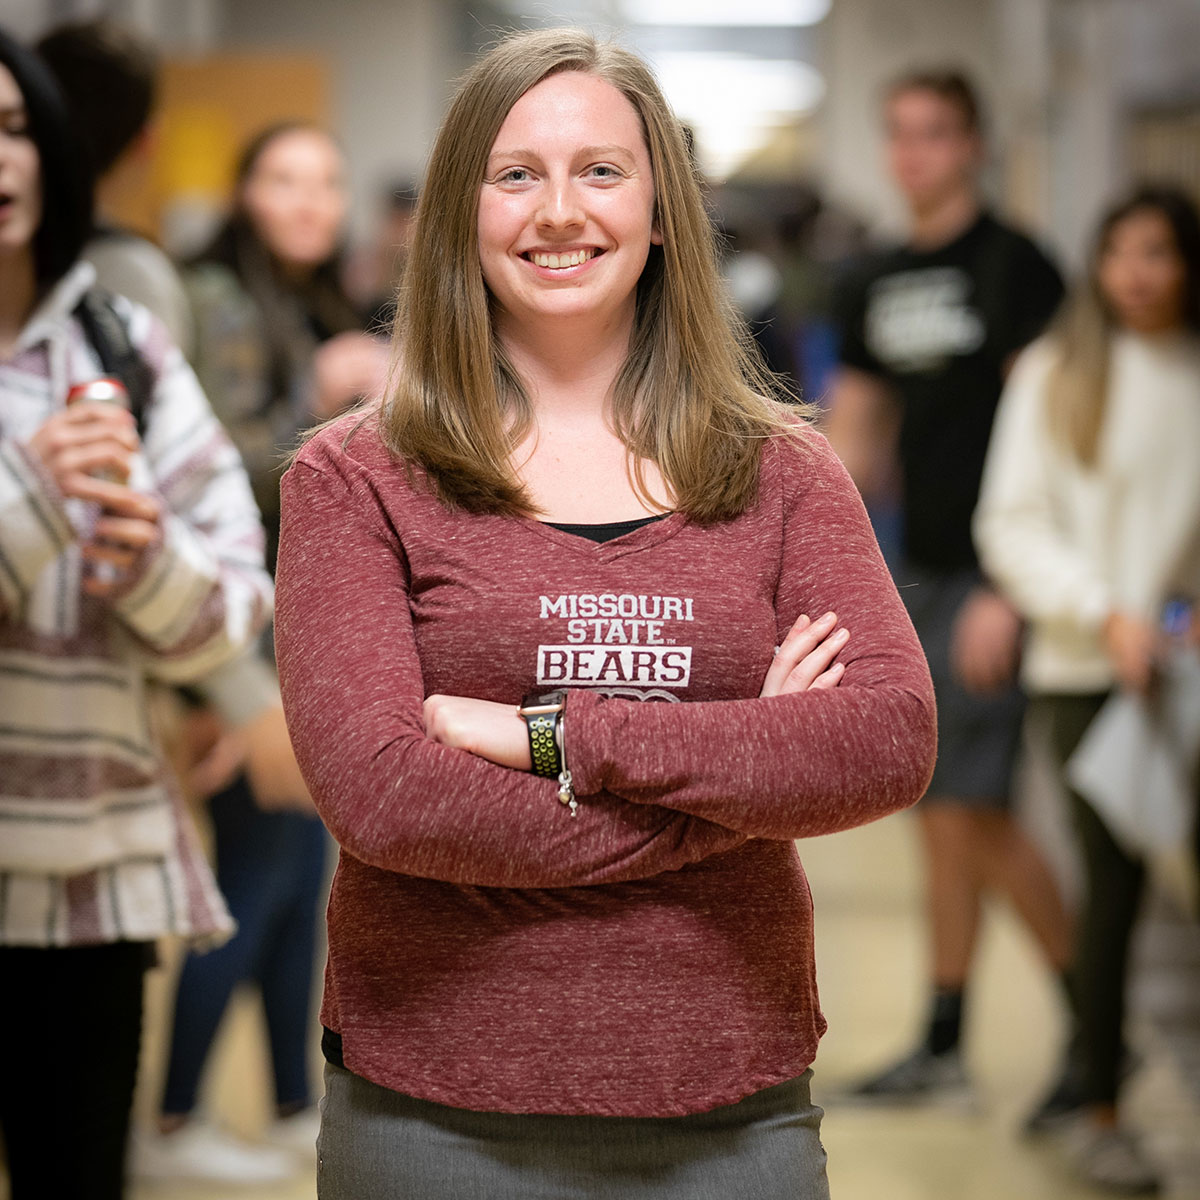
xmin=1025 ymin=1038 xmax=1142 ymax=1136
xmin=131 ymin=1120 xmax=298 ymax=1184
xmin=1065 ymin=1121 xmax=1161 ymax=1194
xmin=264 ymin=1106 xmax=322 ymax=1163
xmin=1023 ymin=1057 xmax=1087 ymax=1135
xmin=843 ymin=1045 xmax=976 ymax=1109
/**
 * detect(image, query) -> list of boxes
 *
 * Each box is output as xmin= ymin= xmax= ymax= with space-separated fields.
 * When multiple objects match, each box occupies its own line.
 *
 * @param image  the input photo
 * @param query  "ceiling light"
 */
xmin=619 ymin=0 xmax=831 ymax=26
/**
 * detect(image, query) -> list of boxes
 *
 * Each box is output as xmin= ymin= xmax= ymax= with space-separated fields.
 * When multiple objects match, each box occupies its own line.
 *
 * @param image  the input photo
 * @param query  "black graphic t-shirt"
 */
xmin=835 ymin=211 xmax=1064 ymax=570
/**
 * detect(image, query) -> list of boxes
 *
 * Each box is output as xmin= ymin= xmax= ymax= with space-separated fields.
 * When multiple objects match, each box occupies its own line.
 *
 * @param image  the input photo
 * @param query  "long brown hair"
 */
xmin=1047 ymin=184 xmax=1200 ymax=464
xmin=381 ymin=28 xmax=807 ymax=522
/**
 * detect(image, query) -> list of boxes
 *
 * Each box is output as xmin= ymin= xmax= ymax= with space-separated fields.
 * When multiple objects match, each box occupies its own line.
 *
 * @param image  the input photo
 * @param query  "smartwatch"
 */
xmin=517 ymin=689 xmax=577 ymax=816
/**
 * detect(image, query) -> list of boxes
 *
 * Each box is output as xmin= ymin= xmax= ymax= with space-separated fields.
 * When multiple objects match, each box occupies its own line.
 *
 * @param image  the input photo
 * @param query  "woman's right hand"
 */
xmin=760 ymin=611 xmax=850 ymax=697
xmin=27 ymin=401 xmax=138 ymax=498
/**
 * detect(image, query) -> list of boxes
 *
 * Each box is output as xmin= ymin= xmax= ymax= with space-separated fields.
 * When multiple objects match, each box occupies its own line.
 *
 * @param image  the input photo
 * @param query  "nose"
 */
xmin=536 ymin=176 xmax=584 ymax=232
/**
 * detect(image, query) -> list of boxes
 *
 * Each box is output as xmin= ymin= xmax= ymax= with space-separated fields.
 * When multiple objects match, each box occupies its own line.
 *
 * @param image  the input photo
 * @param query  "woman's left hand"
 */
xmin=424 ymin=695 xmax=532 ymax=769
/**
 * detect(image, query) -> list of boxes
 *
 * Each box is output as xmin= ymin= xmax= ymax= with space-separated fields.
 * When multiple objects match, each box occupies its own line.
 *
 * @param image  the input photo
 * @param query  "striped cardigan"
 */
xmin=0 ymin=262 xmax=273 ymax=947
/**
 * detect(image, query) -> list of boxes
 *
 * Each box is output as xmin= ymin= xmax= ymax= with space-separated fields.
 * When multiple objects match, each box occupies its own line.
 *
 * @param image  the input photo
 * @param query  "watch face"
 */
xmin=520 ymin=689 xmax=566 ymax=715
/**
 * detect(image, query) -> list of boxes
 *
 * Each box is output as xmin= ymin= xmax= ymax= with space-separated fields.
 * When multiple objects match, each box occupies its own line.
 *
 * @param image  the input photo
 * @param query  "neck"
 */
xmin=1122 ymin=317 xmax=1186 ymax=340
xmin=0 ymin=250 xmax=39 ymax=359
xmin=277 ymin=257 xmax=316 ymax=286
xmin=908 ymin=187 xmax=980 ymax=250
xmin=498 ymin=307 xmax=635 ymax=422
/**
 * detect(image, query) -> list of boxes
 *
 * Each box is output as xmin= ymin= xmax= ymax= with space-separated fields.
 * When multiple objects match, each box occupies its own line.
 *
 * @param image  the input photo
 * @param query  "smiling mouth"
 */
xmin=522 ymin=248 xmax=601 ymax=270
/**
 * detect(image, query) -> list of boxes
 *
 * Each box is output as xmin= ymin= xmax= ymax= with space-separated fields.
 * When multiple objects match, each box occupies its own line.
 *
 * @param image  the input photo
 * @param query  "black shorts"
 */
xmin=898 ymin=563 xmax=1025 ymax=808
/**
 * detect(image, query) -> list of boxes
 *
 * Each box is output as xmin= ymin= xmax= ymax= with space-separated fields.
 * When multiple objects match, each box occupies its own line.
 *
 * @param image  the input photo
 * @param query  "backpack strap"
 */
xmin=74 ymin=289 xmax=156 ymax=435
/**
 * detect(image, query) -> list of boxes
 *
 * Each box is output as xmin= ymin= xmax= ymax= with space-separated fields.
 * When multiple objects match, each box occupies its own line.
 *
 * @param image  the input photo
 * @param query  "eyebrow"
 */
xmin=487 ymin=143 xmax=638 ymax=164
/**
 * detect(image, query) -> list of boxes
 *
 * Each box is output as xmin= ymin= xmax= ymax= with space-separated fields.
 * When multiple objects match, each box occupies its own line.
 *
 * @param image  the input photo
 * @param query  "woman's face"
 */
xmin=478 ymin=71 xmax=661 ymax=338
xmin=1097 ymin=207 xmax=1187 ymax=335
xmin=0 ymin=64 xmax=42 ymax=266
xmin=240 ymin=128 xmax=348 ymax=270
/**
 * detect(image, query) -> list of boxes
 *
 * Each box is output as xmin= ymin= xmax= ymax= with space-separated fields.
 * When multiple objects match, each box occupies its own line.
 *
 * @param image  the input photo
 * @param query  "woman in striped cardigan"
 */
xmin=0 ymin=29 xmax=272 ymax=1200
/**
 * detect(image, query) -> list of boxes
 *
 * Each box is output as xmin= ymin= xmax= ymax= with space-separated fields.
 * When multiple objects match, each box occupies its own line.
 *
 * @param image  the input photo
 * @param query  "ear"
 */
xmin=651 ymin=207 xmax=664 ymax=246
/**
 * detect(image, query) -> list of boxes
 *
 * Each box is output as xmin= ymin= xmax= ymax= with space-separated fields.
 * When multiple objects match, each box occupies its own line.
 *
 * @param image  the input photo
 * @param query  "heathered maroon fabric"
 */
xmin=274 ymin=413 xmax=936 ymax=1117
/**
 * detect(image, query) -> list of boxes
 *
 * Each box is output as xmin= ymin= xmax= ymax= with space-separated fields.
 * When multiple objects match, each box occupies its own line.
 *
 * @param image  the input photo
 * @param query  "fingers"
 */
xmin=761 ymin=611 xmax=849 ymax=698
xmin=808 ymin=662 xmax=846 ymax=690
xmin=80 ymin=509 xmax=162 ymax=590
xmin=53 ymin=444 xmax=135 ymax=490
xmin=58 ymin=404 xmax=138 ymax=447
xmin=67 ymin=477 xmax=162 ymax=521
xmin=90 ymin=514 xmax=161 ymax=549
xmin=782 ymin=625 xmax=849 ymax=694
xmin=32 ymin=404 xmax=137 ymax=459
xmin=81 ymin=521 xmax=158 ymax=570
xmin=761 ymin=613 xmax=822 ymax=696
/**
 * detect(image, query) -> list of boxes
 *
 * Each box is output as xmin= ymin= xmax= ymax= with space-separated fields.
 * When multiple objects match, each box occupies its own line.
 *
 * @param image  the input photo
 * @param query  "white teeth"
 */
xmin=531 ymin=249 xmax=594 ymax=269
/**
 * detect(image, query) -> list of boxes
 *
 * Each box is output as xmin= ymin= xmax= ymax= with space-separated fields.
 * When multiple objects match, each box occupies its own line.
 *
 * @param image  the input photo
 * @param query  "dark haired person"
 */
xmin=131 ymin=122 xmax=390 ymax=1185
xmin=275 ymin=28 xmax=936 ymax=1199
xmin=828 ymin=69 xmax=1074 ymax=1110
xmin=976 ymin=184 xmax=1200 ymax=1194
xmin=38 ymin=25 xmax=326 ymax=1183
xmin=36 ymin=18 xmax=192 ymax=351
xmin=0 ymin=28 xmax=271 ymax=1200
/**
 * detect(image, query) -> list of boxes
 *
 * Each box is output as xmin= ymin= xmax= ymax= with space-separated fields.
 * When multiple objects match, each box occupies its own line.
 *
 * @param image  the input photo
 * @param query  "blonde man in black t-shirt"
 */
xmin=827 ymin=70 xmax=1075 ymax=1126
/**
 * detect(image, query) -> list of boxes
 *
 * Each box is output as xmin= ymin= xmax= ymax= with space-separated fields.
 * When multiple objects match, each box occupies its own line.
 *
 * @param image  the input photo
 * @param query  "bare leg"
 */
xmin=846 ymin=801 xmax=983 ymax=1098
xmin=973 ymin=809 xmax=1074 ymax=972
xmin=918 ymin=802 xmax=985 ymax=986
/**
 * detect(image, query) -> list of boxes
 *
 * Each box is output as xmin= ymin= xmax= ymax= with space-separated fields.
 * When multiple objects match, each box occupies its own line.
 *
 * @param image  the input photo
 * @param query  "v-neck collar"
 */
xmin=519 ymin=509 xmax=689 ymax=561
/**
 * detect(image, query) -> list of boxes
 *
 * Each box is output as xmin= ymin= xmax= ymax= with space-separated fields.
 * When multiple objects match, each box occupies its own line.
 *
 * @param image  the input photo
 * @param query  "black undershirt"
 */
xmin=321 ymin=511 xmax=672 ymax=1073
xmin=544 ymin=512 xmax=669 ymax=543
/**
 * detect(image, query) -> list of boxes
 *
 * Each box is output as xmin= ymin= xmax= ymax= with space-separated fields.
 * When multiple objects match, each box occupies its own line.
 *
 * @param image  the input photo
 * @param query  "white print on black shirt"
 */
xmin=865 ymin=266 xmax=985 ymax=373
xmin=537 ymin=593 xmax=694 ymax=694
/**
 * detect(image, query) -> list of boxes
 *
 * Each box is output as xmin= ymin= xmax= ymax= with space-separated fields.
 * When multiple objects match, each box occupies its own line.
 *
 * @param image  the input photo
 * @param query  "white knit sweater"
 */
xmin=974 ymin=329 xmax=1200 ymax=693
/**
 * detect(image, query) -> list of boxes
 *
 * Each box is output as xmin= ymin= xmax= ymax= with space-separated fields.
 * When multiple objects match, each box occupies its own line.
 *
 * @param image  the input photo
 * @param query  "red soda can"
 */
xmin=66 ymin=378 xmax=131 ymax=484
xmin=66 ymin=377 xmax=129 ymax=409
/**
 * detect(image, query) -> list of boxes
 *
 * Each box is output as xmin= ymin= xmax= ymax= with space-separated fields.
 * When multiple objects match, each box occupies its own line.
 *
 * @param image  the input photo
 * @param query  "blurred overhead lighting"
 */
xmin=619 ymin=0 xmax=831 ymax=25
xmin=648 ymin=52 xmax=825 ymax=179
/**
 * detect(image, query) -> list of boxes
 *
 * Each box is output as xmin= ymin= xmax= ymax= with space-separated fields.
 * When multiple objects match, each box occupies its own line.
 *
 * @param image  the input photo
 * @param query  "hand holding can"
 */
xmin=29 ymin=380 xmax=161 ymax=594
xmin=30 ymin=380 xmax=138 ymax=495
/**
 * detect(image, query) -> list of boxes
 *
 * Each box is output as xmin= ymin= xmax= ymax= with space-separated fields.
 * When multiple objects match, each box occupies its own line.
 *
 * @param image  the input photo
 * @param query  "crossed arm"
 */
xmin=275 ymin=435 xmax=936 ymax=888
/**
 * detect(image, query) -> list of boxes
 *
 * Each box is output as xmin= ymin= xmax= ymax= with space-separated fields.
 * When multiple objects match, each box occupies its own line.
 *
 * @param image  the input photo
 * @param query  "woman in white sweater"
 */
xmin=975 ymin=185 xmax=1200 ymax=1195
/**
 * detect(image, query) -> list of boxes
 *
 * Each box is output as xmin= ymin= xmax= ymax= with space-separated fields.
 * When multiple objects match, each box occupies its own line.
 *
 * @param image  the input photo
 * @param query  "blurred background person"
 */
xmin=827 ymin=68 xmax=1075 ymax=1115
xmin=0 ymin=26 xmax=271 ymax=1199
xmin=129 ymin=121 xmax=388 ymax=1185
xmin=344 ymin=177 xmax=419 ymax=332
xmin=35 ymin=18 xmax=191 ymax=353
xmin=185 ymin=120 xmax=387 ymax=572
xmin=975 ymin=183 xmax=1200 ymax=1194
xmin=37 ymin=21 xmax=334 ymax=1185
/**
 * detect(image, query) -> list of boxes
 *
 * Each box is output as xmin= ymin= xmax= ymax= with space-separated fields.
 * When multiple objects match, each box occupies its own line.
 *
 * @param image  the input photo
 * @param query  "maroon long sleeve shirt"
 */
xmin=274 ymin=413 xmax=936 ymax=1117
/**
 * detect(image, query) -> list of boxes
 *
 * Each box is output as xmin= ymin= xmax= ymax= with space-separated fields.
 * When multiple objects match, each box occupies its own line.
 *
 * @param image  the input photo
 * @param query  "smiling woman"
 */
xmin=479 ymin=73 xmax=661 ymax=320
xmin=273 ymin=27 xmax=936 ymax=1200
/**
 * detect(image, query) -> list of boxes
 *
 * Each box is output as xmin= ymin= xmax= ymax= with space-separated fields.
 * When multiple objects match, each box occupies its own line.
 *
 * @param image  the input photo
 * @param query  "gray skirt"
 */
xmin=316 ymin=1063 xmax=830 ymax=1200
